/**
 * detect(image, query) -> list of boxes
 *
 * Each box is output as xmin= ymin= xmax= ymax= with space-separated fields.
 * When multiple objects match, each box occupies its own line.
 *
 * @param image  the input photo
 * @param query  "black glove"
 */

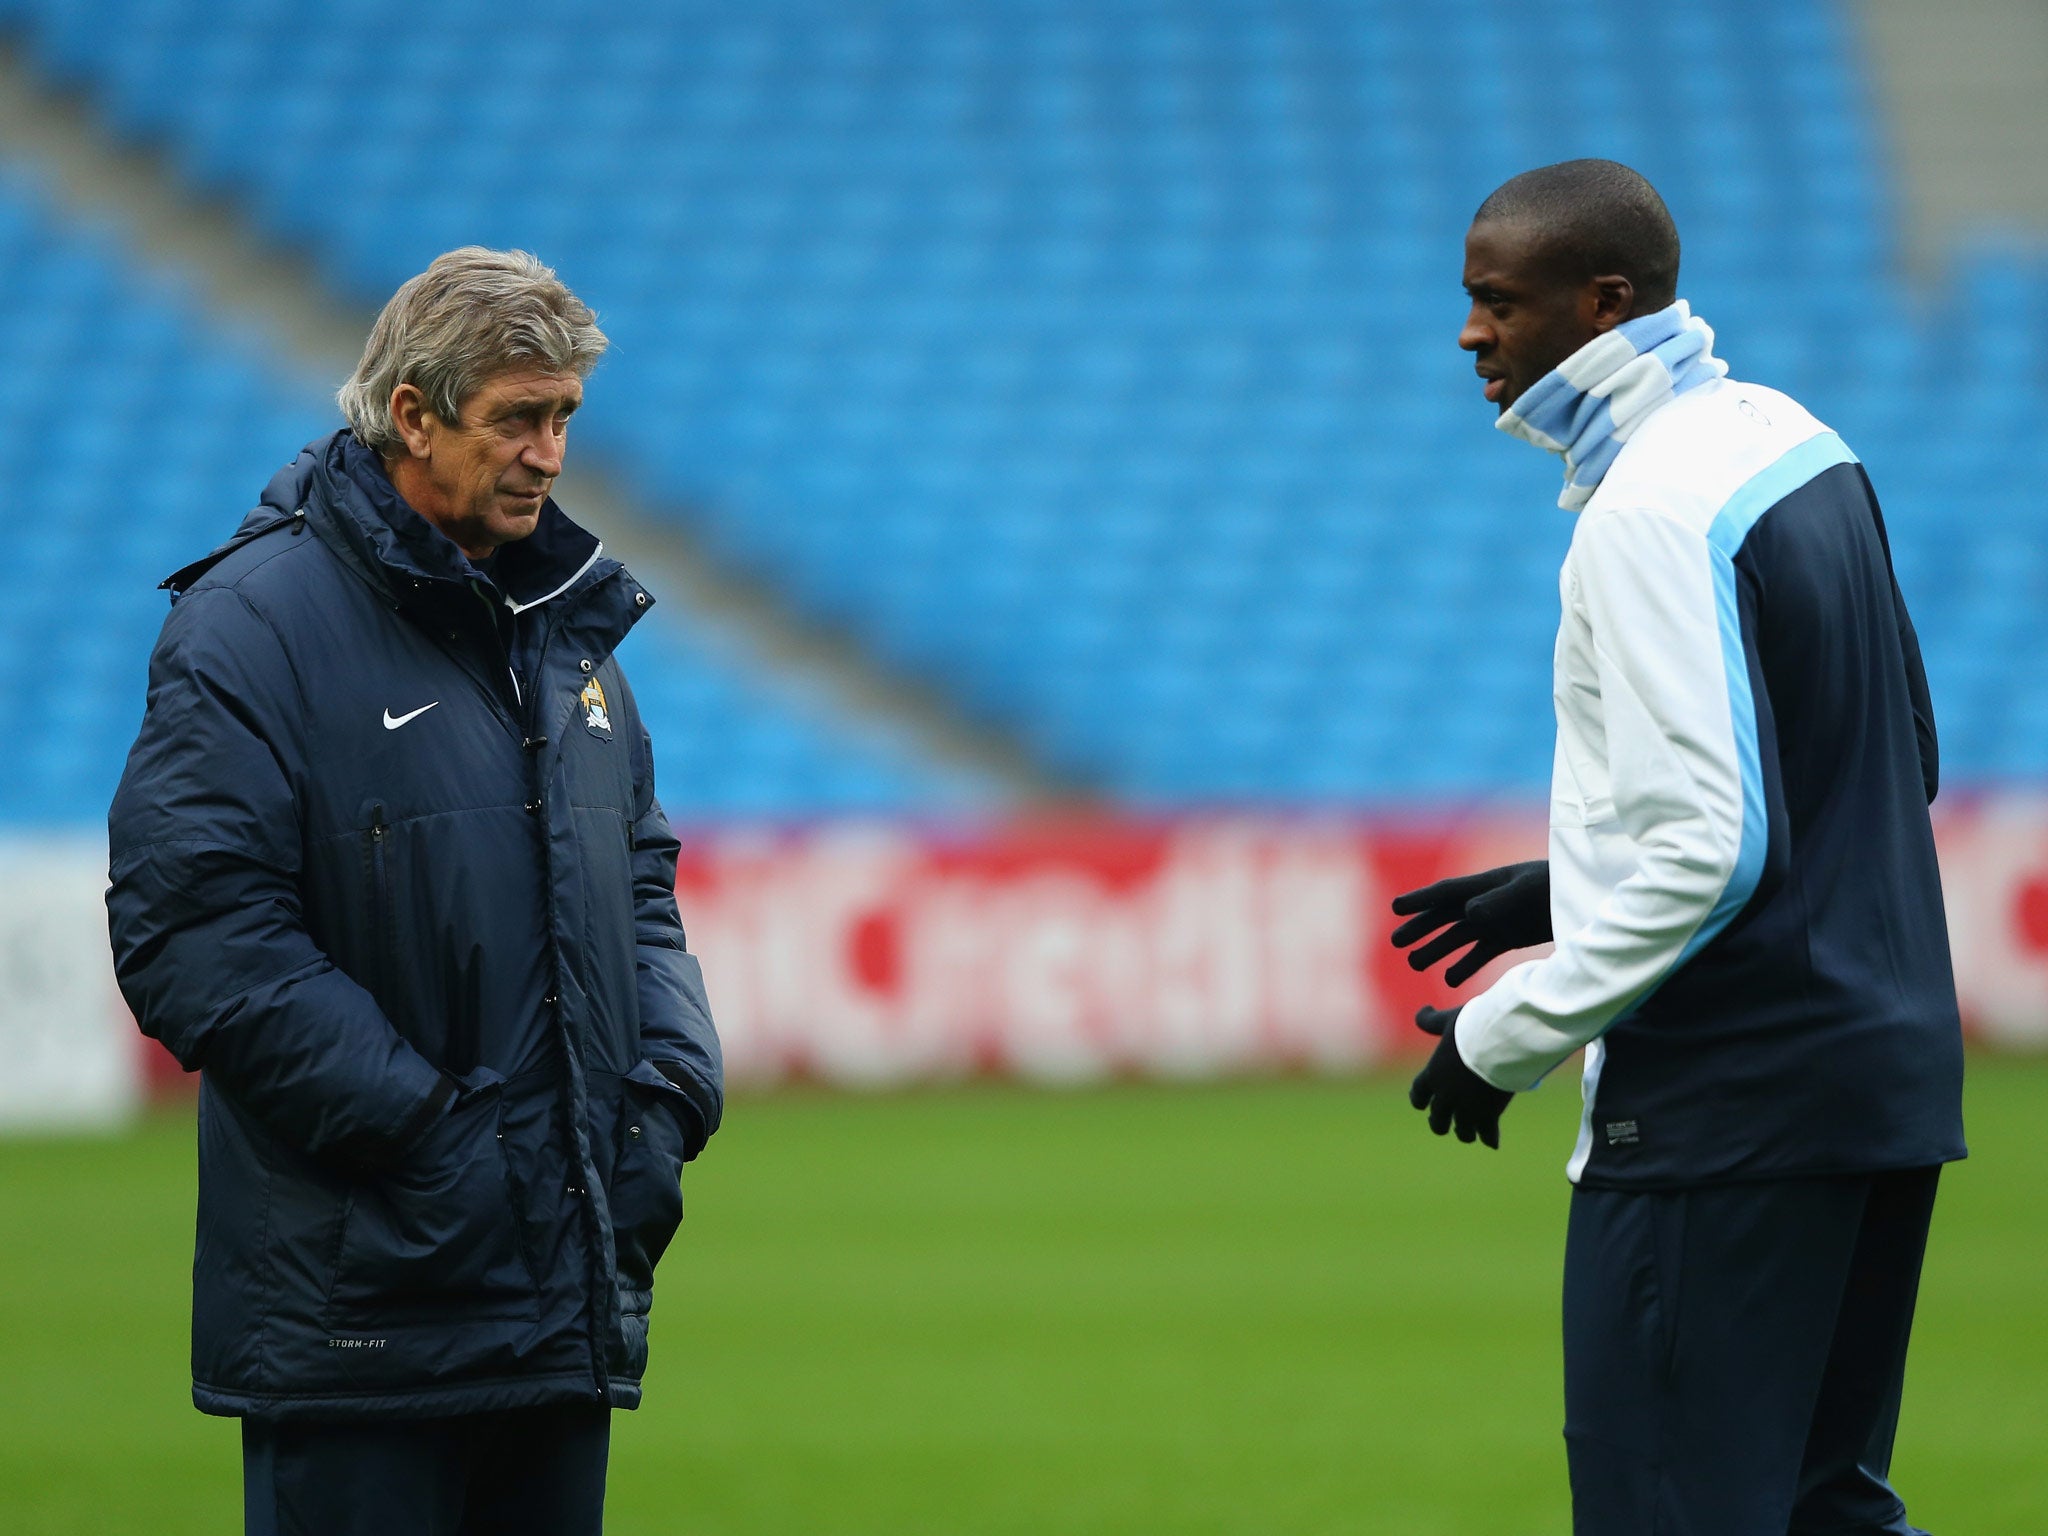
xmin=1390 ymin=860 xmax=1551 ymax=986
xmin=1408 ymin=1006 xmax=1514 ymax=1149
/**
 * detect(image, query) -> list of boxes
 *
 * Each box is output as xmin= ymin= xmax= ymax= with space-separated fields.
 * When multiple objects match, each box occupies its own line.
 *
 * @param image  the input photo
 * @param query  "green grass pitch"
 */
xmin=2 ymin=1058 xmax=2043 ymax=1533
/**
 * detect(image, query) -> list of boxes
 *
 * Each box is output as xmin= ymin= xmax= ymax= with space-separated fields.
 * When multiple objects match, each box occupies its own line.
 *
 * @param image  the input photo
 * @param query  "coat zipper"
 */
xmin=464 ymin=584 xmax=615 ymax=1402
xmin=364 ymin=802 xmax=392 ymax=999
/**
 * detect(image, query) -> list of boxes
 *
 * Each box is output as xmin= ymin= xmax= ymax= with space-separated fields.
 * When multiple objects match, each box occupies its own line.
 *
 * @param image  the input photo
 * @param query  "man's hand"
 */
xmin=1390 ymin=860 xmax=1551 ymax=985
xmin=1408 ymin=1005 xmax=1514 ymax=1149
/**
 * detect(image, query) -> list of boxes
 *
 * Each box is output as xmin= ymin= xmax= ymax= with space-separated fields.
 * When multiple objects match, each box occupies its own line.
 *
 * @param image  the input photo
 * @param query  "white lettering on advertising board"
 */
xmin=680 ymin=821 xmax=1388 ymax=1084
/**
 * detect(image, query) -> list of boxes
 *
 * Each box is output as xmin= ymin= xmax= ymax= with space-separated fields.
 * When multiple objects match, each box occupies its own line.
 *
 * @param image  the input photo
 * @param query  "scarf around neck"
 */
xmin=1496 ymin=299 xmax=1727 ymax=511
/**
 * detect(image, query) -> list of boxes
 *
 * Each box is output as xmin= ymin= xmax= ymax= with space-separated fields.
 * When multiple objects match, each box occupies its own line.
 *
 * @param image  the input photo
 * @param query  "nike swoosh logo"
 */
xmin=382 ymin=702 xmax=440 ymax=731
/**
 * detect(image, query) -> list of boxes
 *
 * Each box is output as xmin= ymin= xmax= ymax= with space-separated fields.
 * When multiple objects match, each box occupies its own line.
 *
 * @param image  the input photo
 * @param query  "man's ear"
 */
xmin=389 ymin=384 xmax=436 ymax=461
xmin=1584 ymin=273 xmax=1637 ymax=335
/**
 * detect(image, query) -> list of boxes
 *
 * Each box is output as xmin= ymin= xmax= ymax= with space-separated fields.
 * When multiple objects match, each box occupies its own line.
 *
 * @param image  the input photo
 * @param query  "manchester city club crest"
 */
xmin=580 ymin=676 xmax=613 ymax=737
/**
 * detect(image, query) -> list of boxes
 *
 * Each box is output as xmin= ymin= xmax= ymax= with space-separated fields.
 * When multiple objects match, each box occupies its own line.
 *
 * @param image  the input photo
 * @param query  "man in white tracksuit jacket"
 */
xmin=1393 ymin=160 xmax=1964 ymax=1535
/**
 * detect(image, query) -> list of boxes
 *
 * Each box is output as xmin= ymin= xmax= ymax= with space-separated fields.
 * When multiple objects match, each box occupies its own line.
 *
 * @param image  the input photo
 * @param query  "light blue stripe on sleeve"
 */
xmin=1685 ymin=431 xmax=1860 ymax=964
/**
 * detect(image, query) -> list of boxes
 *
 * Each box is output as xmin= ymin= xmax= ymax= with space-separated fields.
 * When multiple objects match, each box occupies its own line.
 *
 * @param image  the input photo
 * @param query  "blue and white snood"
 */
xmin=1496 ymin=300 xmax=1727 ymax=511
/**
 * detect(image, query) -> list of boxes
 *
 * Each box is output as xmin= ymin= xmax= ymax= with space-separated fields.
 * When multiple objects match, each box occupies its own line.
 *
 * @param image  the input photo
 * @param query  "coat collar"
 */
xmin=167 ymin=431 xmax=646 ymax=631
xmin=1495 ymin=300 xmax=1727 ymax=513
xmin=311 ymin=431 xmax=614 ymax=613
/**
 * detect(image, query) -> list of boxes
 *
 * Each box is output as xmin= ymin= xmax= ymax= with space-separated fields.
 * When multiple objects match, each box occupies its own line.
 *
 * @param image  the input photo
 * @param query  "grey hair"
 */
xmin=338 ymin=247 xmax=608 ymax=456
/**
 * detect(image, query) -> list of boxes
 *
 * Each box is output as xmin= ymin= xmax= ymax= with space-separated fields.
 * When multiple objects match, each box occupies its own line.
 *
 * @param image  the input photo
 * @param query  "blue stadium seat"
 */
xmin=0 ymin=0 xmax=2041 ymax=812
xmin=0 ymin=171 xmax=979 ymax=827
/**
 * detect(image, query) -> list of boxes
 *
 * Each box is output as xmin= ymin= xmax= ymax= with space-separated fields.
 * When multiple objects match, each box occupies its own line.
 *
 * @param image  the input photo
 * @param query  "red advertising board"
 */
xmin=676 ymin=813 xmax=1545 ymax=1084
xmin=676 ymin=801 xmax=2048 ymax=1084
xmin=1933 ymin=794 xmax=2048 ymax=1046
xmin=125 ymin=797 xmax=2048 ymax=1102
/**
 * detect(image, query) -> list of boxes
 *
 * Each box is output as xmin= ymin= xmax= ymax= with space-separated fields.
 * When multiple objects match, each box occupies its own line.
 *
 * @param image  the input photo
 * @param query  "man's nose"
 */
xmin=524 ymin=432 xmax=564 ymax=477
xmin=1458 ymin=311 xmax=1491 ymax=353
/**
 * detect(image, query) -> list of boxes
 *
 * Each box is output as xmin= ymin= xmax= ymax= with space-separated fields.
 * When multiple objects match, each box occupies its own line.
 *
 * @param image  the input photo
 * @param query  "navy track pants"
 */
xmin=1563 ymin=1166 xmax=1941 ymax=1536
xmin=242 ymin=1401 xmax=610 ymax=1536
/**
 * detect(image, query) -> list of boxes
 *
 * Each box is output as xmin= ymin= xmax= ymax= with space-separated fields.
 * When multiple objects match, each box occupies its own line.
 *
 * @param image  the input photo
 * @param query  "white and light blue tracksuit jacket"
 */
xmin=1457 ymin=377 xmax=1966 ymax=1187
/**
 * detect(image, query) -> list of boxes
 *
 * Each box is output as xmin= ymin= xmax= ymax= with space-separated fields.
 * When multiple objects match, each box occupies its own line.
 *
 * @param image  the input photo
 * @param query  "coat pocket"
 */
xmin=326 ymin=1070 xmax=538 ymax=1325
xmin=608 ymin=1060 xmax=689 ymax=1304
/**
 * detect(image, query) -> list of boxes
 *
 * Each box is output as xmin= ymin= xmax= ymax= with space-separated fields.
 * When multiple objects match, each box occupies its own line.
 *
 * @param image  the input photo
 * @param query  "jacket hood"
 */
xmin=256 ymin=437 xmax=322 ymax=523
xmin=158 ymin=447 xmax=315 ymax=594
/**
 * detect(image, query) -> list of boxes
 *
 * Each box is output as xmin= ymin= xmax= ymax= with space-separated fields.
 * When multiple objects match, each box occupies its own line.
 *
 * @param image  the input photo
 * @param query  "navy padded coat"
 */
xmin=106 ymin=431 xmax=723 ymax=1420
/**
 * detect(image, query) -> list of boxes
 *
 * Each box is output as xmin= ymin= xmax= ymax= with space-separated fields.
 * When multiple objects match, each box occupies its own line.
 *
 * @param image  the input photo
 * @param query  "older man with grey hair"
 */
xmin=108 ymin=247 xmax=724 ymax=1535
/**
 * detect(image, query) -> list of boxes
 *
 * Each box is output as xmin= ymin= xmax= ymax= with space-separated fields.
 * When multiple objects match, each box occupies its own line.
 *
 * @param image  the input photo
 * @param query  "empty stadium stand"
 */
xmin=0 ymin=169 xmax=966 ymax=824
xmin=0 ymin=0 xmax=2041 ymax=815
